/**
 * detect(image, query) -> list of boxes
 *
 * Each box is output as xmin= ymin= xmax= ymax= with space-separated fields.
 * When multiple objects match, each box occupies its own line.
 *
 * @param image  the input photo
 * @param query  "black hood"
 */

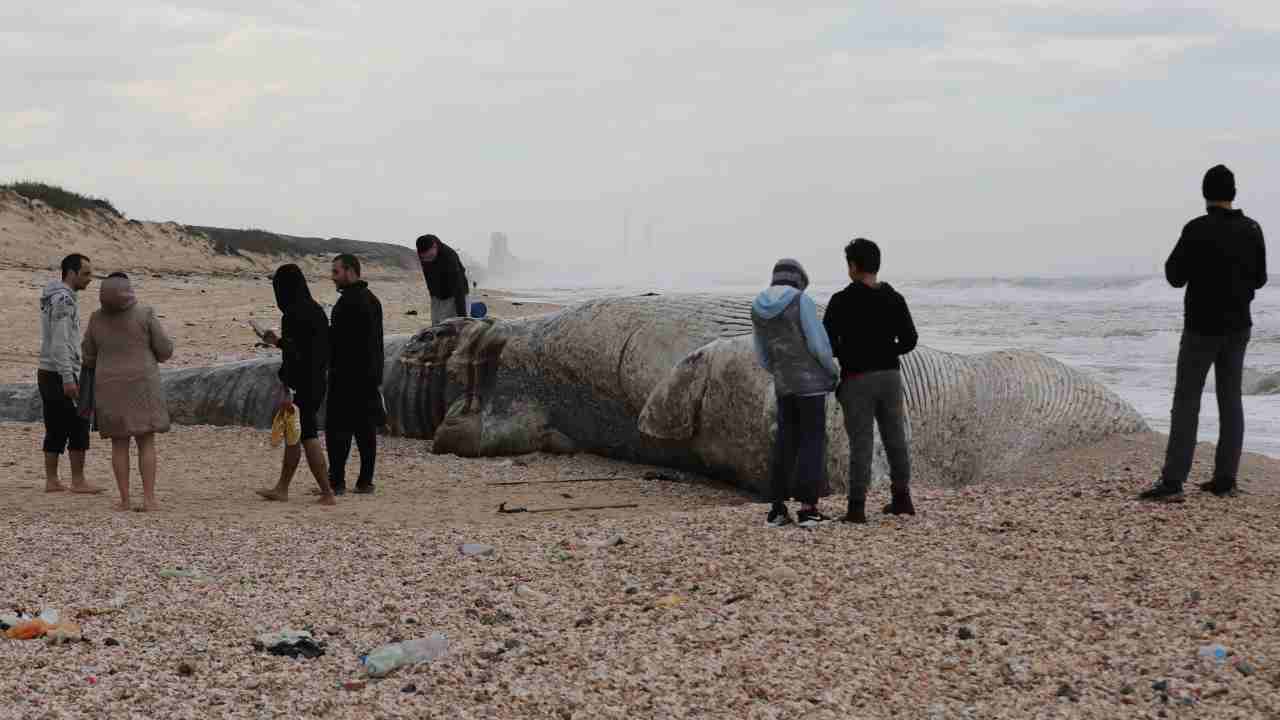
xmin=272 ymin=264 xmax=313 ymax=312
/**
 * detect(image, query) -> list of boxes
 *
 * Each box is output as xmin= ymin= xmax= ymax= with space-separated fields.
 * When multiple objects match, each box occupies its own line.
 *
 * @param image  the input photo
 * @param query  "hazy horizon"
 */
xmin=5 ymin=2 xmax=1276 ymax=279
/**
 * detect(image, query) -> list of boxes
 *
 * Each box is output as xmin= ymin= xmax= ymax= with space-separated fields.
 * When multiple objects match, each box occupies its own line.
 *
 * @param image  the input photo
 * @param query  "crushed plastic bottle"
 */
xmin=361 ymin=634 xmax=448 ymax=678
xmin=1198 ymin=644 xmax=1228 ymax=663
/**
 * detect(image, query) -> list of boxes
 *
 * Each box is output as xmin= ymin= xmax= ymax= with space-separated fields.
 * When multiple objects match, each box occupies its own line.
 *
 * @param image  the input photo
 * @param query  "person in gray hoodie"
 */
xmin=751 ymin=258 xmax=839 ymax=527
xmin=37 ymin=253 xmax=100 ymax=494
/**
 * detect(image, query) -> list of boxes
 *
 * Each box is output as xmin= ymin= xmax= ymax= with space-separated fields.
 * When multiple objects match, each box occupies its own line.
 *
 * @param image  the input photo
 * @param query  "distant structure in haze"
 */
xmin=487 ymin=231 xmax=520 ymax=279
xmin=620 ymin=210 xmax=657 ymax=258
xmin=622 ymin=210 xmax=632 ymax=258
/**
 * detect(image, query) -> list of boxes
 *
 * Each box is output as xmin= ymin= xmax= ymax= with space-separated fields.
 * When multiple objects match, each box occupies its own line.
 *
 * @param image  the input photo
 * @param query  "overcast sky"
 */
xmin=4 ymin=1 xmax=1277 ymax=283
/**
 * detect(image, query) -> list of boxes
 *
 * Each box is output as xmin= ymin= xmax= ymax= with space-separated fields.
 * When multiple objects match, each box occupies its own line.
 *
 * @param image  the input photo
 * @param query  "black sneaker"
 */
xmin=1138 ymin=483 xmax=1184 ymax=503
xmin=882 ymin=493 xmax=916 ymax=516
xmin=353 ymin=483 xmax=376 ymax=495
xmin=796 ymin=509 xmax=831 ymax=528
xmin=842 ymin=500 xmax=867 ymax=524
xmin=331 ymin=483 xmax=347 ymax=497
xmin=766 ymin=504 xmax=792 ymax=528
xmin=1199 ymin=478 xmax=1238 ymax=497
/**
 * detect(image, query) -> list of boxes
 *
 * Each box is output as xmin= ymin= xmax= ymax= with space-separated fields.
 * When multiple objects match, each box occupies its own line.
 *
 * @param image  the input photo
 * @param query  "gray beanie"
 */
xmin=771 ymin=258 xmax=809 ymax=291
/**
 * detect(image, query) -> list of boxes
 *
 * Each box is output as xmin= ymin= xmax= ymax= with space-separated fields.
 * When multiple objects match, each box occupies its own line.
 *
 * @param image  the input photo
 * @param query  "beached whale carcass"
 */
xmin=0 ymin=295 xmax=1149 ymax=494
xmin=388 ymin=294 xmax=1148 ymax=492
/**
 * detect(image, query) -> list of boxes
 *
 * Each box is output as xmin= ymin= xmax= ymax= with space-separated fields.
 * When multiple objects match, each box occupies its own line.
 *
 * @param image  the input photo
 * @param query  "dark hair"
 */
xmin=333 ymin=253 xmax=362 ymax=276
xmin=1202 ymin=164 xmax=1236 ymax=203
xmin=415 ymin=234 xmax=440 ymax=253
xmin=272 ymin=263 xmax=312 ymax=312
xmin=845 ymin=238 xmax=881 ymax=274
xmin=60 ymin=253 xmax=89 ymax=278
xmin=107 ymin=271 xmax=128 ymax=279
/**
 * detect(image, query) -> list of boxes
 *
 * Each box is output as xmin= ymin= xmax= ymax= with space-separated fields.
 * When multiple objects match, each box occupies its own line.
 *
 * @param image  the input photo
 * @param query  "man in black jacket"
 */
xmin=326 ymin=254 xmax=386 ymax=496
xmin=823 ymin=238 xmax=918 ymax=523
xmin=416 ymin=234 xmax=469 ymax=325
xmin=257 ymin=264 xmax=336 ymax=505
xmin=1141 ymin=165 xmax=1267 ymax=503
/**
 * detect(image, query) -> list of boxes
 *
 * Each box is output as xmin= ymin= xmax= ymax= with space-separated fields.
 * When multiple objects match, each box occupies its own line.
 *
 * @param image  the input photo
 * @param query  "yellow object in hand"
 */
xmin=270 ymin=405 xmax=301 ymax=447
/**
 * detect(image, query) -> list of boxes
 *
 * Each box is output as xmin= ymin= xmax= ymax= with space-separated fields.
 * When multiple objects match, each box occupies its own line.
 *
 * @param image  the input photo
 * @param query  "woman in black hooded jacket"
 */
xmin=256 ymin=264 xmax=336 ymax=505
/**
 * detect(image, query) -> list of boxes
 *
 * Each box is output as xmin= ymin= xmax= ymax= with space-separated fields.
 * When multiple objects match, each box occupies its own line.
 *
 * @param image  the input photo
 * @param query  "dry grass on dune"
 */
xmin=3 ymin=426 xmax=1280 ymax=718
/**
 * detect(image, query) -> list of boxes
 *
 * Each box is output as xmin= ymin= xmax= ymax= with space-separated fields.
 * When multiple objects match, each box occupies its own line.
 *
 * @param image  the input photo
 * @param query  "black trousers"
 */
xmin=327 ymin=426 xmax=377 ymax=489
xmin=769 ymin=393 xmax=827 ymax=506
xmin=38 ymin=369 xmax=89 ymax=454
xmin=1160 ymin=329 xmax=1250 ymax=489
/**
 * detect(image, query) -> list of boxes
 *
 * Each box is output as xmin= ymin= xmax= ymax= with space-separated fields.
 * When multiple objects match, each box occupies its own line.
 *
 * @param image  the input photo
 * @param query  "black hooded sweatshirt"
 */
xmin=272 ymin=265 xmax=330 ymax=406
xmin=1165 ymin=206 xmax=1267 ymax=335
xmin=420 ymin=240 xmax=469 ymax=317
xmin=823 ymin=281 xmax=918 ymax=376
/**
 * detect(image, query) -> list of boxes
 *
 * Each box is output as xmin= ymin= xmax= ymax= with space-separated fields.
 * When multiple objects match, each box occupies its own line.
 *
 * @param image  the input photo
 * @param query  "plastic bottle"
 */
xmin=362 ymin=634 xmax=449 ymax=677
xmin=1198 ymin=644 xmax=1228 ymax=663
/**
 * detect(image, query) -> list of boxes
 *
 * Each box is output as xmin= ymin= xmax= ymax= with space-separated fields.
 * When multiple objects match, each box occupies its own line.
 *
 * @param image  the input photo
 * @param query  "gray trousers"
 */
xmin=838 ymin=370 xmax=911 ymax=503
xmin=1160 ymin=329 xmax=1250 ymax=489
xmin=430 ymin=295 xmax=468 ymax=326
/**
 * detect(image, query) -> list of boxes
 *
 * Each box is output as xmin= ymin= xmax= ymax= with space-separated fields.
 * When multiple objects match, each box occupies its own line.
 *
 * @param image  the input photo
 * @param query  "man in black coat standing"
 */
xmin=1141 ymin=164 xmax=1267 ymax=503
xmin=416 ymin=234 xmax=470 ymax=325
xmin=327 ymin=254 xmax=386 ymax=495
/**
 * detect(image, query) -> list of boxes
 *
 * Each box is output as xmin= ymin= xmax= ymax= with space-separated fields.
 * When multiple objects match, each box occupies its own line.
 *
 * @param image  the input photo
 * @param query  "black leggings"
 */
xmin=327 ymin=426 xmax=377 ymax=488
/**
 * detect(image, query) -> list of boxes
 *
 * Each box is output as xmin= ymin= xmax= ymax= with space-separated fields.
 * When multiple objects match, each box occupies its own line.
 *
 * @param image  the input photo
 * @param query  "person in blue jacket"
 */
xmin=751 ymin=258 xmax=839 ymax=528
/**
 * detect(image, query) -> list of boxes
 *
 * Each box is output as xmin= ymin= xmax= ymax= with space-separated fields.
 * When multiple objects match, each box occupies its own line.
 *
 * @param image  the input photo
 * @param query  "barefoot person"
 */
xmin=1140 ymin=165 xmax=1268 ymax=503
xmin=38 ymin=253 xmax=100 ymax=494
xmin=327 ymin=254 xmax=386 ymax=495
xmin=257 ymin=265 xmax=337 ymax=505
xmin=824 ymin=238 xmax=918 ymax=523
xmin=751 ymin=258 xmax=839 ymax=528
xmin=82 ymin=274 xmax=174 ymax=511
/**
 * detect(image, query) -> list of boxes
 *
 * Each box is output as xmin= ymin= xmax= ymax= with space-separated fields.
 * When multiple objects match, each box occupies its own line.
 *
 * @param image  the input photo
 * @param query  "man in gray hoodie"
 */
xmin=751 ymin=258 xmax=839 ymax=527
xmin=38 ymin=253 xmax=99 ymax=493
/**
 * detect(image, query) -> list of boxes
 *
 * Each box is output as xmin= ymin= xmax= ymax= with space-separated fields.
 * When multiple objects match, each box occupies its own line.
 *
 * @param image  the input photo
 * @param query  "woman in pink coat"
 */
xmin=82 ymin=274 xmax=174 ymax=511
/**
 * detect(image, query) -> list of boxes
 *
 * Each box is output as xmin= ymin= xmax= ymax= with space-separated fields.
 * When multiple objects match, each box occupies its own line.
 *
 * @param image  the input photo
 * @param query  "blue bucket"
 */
xmin=470 ymin=301 xmax=488 ymax=319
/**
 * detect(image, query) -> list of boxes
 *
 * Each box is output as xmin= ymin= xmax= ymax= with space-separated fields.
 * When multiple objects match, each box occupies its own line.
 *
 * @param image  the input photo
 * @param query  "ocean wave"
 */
xmin=916 ymin=276 xmax=1156 ymax=292
xmin=898 ymin=276 xmax=1181 ymax=306
xmin=1101 ymin=328 xmax=1154 ymax=339
xmin=1246 ymin=370 xmax=1280 ymax=396
xmin=1207 ymin=368 xmax=1280 ymax=396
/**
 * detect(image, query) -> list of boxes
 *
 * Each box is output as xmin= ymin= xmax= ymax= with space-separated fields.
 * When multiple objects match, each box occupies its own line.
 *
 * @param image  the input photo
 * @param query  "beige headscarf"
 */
xmin=99 ymin=275 xmax=137 ymax=313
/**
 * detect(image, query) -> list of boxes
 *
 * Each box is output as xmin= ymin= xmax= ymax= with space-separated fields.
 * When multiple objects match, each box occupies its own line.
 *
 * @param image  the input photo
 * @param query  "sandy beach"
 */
xmin=3 ymin=422 xmax=1280 ymax=718
xmin=7 ymin=0 xmax=1278 ymax=713
xmin=3 ymin=256 xmax=1280 ymax=716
